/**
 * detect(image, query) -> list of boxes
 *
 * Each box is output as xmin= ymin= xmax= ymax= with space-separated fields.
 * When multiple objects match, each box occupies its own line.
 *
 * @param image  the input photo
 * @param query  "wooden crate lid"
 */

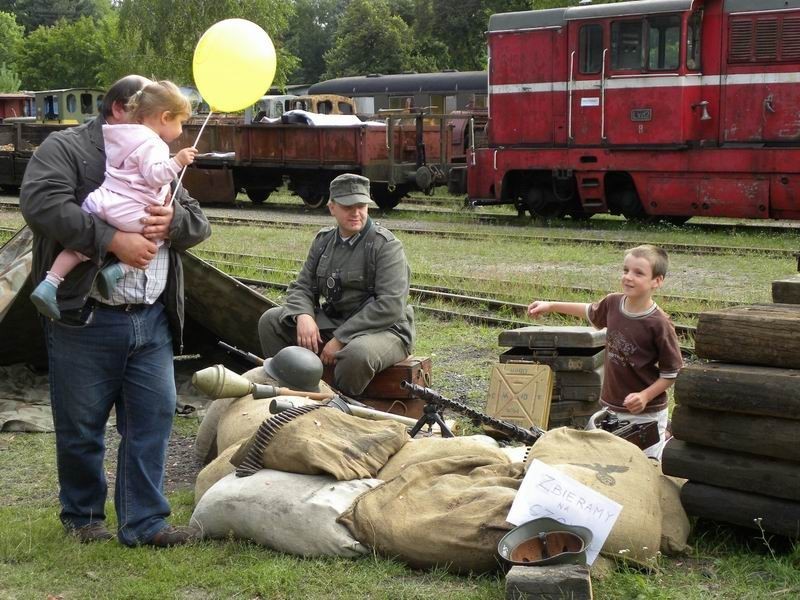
xmin=485 ymin=362 xmax=553 ymax=430
xmin=498 ymin=326 xmax=606 ymax=350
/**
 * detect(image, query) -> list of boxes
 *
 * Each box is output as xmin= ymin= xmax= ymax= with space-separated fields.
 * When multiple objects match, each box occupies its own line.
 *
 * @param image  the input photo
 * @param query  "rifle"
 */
xmin=400 ymin=380 xmax=545 ymax=445
xmin=218 ymin=341 xmax=264 ymax=366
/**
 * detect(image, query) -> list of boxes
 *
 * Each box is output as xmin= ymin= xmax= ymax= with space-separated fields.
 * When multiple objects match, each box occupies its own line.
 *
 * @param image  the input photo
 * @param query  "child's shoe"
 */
xmin=97 ymin=263 xmax=125 ymax=299
xmin=30 ymin=280 xmax=61 ymax=320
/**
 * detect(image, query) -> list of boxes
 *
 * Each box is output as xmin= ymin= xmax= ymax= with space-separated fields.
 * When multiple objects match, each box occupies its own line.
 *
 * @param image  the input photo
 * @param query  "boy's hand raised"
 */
xmin=527 ymin=301 xmax=552 ymax=319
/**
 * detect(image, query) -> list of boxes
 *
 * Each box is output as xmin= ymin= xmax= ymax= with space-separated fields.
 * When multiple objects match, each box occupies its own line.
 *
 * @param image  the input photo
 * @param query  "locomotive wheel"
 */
xmin=246 ymin=188 xmax=272 ymax=204
xmin=525 ymin=186 xmax=563 ymax=219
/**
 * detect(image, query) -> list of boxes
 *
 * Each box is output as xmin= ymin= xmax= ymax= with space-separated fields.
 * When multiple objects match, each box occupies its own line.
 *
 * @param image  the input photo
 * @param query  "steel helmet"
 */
xmin=497 ymin=517 xmax=592 ymax=567
xmin=263 ymin=346 xmax=323 ymax=392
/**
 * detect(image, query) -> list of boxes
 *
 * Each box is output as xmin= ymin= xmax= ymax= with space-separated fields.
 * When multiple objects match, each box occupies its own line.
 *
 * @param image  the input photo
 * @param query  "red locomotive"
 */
xmin=466 ymin=0 xmax=800 ymax=221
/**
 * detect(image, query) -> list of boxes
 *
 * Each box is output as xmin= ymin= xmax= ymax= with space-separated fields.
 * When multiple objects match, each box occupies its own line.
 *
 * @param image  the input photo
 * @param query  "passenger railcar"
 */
xmin=308 ymin=71 xmax=487 ymax=116
xmin=466 ymin=0 xmax=800 ymax=221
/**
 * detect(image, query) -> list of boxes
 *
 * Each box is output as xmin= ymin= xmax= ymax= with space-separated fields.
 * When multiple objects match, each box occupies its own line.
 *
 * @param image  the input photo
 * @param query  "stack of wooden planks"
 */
xmin=663 ymin=297 xmax=800 ymax=538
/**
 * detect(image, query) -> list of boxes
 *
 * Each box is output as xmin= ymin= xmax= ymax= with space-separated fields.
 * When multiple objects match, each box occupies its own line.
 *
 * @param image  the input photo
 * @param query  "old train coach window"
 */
xmin=580 ymin=24 xmax=603 ymax=73
xmin=80 ymin=93 xmax=94 ymax=115
xmin=66 ymin=94 xmax=77 ymax=113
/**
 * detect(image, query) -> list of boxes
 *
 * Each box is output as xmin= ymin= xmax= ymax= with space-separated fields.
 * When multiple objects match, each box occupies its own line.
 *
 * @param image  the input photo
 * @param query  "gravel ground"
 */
xmin=102 ymin=423 xmax=203 ymax=494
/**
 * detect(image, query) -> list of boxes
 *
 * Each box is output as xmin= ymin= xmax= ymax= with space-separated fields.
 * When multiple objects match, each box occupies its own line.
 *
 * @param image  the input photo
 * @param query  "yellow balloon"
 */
xmin=193 ymin=19 xmax=276 ymax=112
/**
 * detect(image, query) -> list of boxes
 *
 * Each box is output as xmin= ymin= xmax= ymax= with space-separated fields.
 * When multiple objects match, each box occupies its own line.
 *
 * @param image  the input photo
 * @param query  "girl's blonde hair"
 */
xmin=126 ymin=80 xmax=192 ymax=123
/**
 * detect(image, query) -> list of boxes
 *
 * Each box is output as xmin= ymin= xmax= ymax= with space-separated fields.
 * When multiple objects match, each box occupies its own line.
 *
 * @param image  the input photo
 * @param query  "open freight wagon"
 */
xmin=170 ymin=113 xmax=468 ymax=210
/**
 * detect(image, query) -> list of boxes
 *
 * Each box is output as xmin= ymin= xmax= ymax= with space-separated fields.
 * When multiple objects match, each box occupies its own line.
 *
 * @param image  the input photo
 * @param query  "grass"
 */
xmin=2 ymin=205 xmax=800 ymax=598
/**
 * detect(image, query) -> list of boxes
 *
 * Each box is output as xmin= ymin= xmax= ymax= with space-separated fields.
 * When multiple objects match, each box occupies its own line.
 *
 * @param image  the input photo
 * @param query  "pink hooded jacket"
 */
xmin=81 ymin=124 xmax=183 ymax=232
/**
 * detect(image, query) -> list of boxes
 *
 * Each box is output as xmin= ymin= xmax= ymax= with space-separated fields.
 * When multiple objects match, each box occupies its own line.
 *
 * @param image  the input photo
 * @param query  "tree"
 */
xmin=323 ymin=0 xmax=414 ymax=79
xmin=0 ymin=0 xmax=108 ymax=33
xmin=283 ymin=0 xmax=347 ymax=85
xmin=115 ymin=0 xmax=297 ymax=90
xmin=0 ymin=62 xmax=21 ymax=92
xmin=0 ymin=11 xmax=24 ymax=69
xmin=16 ymin=14 xmax=116 ymax=89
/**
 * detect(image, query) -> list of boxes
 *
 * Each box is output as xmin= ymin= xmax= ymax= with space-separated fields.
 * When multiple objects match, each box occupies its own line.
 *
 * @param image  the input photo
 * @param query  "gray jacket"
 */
xmin=20 ymin=116 xmax=211 ymax=352
xmin=281 ymin=219 xmax=415 ymax=350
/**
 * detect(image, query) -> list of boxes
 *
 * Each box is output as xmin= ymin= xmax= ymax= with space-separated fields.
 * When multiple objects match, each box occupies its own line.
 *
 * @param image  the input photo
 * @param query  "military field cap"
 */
xmin=329 ymin=173 xmax=377 ymax=207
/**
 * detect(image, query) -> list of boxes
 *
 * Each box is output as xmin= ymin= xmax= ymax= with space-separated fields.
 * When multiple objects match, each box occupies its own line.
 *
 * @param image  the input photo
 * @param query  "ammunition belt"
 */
xmin=235 ymin=403 xmax=325 ymax=477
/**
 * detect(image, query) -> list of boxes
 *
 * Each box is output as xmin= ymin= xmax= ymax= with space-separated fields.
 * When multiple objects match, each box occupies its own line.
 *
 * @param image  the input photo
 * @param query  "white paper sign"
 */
xmin=506 ymin=459 xmax=622 ymax=565
xmin=581 ymin=97 xmax=600 ymax=107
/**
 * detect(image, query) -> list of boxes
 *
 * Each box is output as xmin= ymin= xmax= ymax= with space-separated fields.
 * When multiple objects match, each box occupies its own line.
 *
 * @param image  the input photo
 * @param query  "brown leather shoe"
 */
xmin=68 ymin=522 xmax=114 ymax=543
xmin=144 ymin=525 xmax=199 ymax=548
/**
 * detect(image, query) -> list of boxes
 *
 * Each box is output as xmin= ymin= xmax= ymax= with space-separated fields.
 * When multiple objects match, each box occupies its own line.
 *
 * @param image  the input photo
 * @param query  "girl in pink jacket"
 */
xmin=31 ymin=80 xmax=198 ymax=320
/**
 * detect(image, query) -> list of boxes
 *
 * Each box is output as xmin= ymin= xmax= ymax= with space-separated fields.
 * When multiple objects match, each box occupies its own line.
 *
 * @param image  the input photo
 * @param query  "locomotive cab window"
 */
xmin=579 ymin=24 xmax=603 ymax=74
xmin=611 ymin=20 xmax=643 ymax=70
xmin=647 ymin=15 xmax=680 ymax=71
xmin=686 ymin=11 xmax=702 ymax=70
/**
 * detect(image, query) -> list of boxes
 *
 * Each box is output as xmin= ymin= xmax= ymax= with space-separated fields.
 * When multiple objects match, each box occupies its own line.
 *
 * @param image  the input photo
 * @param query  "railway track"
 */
xmin=191 ymin=249 xmax=752 ymax=308
xmin=194 ymin=253 xmax=699 ymax=336
xmin=200 ymin=214 xmax=797 ymax=260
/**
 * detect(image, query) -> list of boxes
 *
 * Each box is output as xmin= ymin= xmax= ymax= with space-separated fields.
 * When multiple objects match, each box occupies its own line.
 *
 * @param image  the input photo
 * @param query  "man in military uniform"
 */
xmin=258 ymin=173 xmax=414 ymax=396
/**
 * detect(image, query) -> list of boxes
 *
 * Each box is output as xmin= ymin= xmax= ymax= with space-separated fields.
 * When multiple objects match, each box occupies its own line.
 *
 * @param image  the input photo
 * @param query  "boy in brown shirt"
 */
xmin=527 ymin=245 xmax=683 ymax=459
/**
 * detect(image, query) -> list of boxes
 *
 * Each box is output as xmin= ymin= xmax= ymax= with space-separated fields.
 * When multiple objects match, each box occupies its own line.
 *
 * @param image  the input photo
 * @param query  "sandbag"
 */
xmin=656 ymin=465 xmax=691 ymax=555
xmin=195 ymin=396 xmax=236 ymax=464
xmin=526 ymin=428 xmax=662 ymax=567
xmin=232 ymin=407 xmax=408 ymax=480
xmin=339 ymin=455 xmax=524 ymax=573
xmin=194 ymin=439 xmax=244 ymax=504
xmin=378 ymin=435 xmax=508 ymax=481
xmin=192 ymin=470 xmax=380 ymax=558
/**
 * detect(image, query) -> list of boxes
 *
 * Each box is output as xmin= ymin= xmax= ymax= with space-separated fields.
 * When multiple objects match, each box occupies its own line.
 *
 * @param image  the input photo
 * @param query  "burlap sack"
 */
xmin=195 ymin=366 xmax=334 ymax=463
xmin=194 ymin=438 xmax=246 ymax=504
xmin=195 ymin=396 xmax=236 ymax=464
xmin=526 ymin=427 xmax=662 ymax=566
xmin=231 ymin=408 xmax=409 ymax=480
xmin=656 ymin=464 xmax=691 ymax=555
xmin=378 ymin=435 xmax=509 ymax=481
xmin=191 ymin=470 xmax=381 ymax=558
xmin=339 ymin=455 xmax=525 ymax=573
xmin=217 ymin=394 xmax=316 ymax=455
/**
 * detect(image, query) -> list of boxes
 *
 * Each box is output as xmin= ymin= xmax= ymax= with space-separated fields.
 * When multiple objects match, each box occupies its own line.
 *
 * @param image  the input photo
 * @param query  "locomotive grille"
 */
xmin=729 ymin=15 xmax=799 ymax=63
xmin=754 ymin=19 xmax=778 ymax=61
xmin=728 ymin=19 xmax=753 ymax=63
xmin=782 ymin=18 xmax=800 ymax=61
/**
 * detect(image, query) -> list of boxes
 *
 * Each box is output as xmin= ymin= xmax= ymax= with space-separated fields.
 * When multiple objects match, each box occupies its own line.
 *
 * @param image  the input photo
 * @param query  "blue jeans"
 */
xmin=47 ymin=302 xmax=176 ymax=546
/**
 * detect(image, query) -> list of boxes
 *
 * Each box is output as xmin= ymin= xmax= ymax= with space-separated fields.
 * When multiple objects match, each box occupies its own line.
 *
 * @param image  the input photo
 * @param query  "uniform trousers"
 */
xmin=258 ymin=306 xmax=408 ymax=396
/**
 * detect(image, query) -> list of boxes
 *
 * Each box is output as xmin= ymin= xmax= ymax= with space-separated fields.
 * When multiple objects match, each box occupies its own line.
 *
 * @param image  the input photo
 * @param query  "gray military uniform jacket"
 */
xmin=281 ymin=218 xmax=415 ymax=350
xmin=20 ymin=116 xmax=211 ymax=352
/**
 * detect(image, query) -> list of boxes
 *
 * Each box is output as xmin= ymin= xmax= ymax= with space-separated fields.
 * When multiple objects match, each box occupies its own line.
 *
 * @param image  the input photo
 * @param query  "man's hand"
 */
xmin=142 ymin=202 xmax=175 ymax=240
xmin=296 ymin=314 xmax=323 ymax=353
xmin=320 ymin=337 xmax=344 ymax=366
xmin=623 ymin=392 xmax=649 ymax=414
xmin=108 ymin=231 xmax=157 ymax=269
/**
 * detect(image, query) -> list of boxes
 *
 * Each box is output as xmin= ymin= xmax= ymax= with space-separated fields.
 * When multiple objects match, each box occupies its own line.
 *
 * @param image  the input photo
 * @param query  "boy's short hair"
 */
xmin=626 ymin=244 xmax=669 ymax=278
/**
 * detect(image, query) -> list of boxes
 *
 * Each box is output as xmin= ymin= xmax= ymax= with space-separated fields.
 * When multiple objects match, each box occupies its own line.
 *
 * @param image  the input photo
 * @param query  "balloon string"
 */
xmin=174 ymin=110 xmax=213 ymax=196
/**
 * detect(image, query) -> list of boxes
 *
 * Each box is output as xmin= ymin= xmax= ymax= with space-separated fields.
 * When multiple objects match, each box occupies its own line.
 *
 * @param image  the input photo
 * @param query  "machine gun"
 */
xmin=592 ymin=410 xmax=660 ymax=451
xmin=400 ymin=380 xmax=545 ymax=445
